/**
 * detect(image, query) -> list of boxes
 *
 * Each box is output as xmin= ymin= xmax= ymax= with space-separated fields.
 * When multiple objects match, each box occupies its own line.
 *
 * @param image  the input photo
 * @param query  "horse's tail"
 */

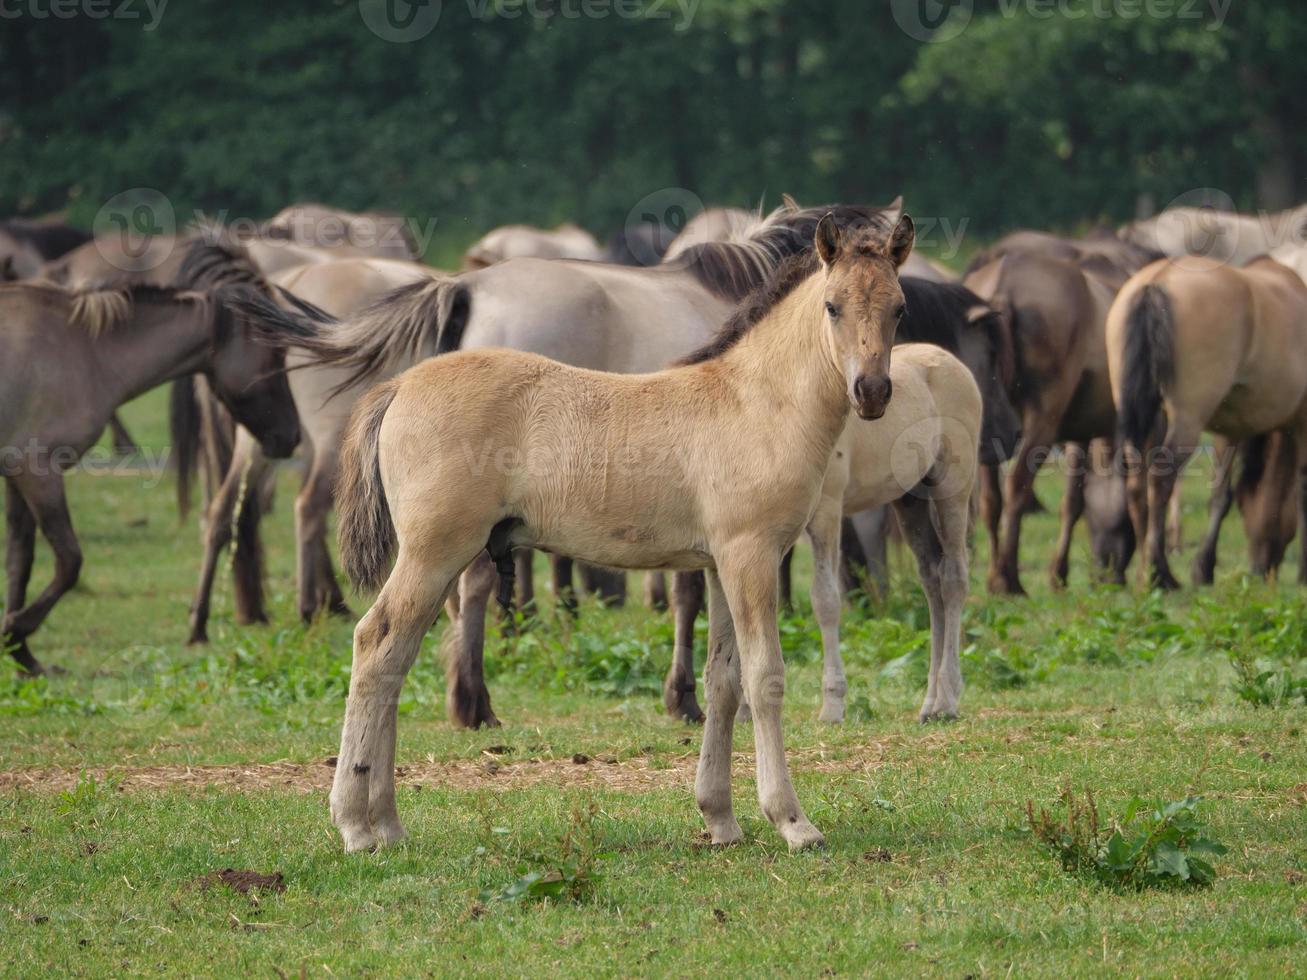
xmin=337 ymin=379 xmax=400 ymax=591
xmin=1117 ymin=283 xmax=1175 ymax=450
xmin=170 ymin=376 xmax=200 ymax=520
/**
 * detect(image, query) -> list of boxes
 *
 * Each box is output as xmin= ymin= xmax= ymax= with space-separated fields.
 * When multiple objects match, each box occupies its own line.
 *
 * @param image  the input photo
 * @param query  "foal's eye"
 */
xmin=894 ymin=304 xmax=906 ymax=321
xmin=825 ymin=302 xmax=839 ymax=318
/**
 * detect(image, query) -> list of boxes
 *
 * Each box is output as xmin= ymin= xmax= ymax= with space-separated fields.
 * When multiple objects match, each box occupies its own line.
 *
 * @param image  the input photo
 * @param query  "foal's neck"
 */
xmin=92 ymin=299 xmax=213 ymax=409
xmin=718 ymin=274 xmax=849 ymax=455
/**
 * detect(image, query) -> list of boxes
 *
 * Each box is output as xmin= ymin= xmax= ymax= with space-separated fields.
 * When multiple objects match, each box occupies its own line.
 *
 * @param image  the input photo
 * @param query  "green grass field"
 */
xmin=2 ymin=388 xmax=1305 ymax=977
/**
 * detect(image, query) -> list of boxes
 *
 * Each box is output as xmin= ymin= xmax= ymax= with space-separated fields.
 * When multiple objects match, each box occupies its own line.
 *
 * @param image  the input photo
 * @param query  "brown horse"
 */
xmin=323 ymin=215 xmax=914 ymax=853
xmin=1 ymin=281 xmax=300 ymax=675
xmin=1109 ymin=255 xmax=1307 ymax=588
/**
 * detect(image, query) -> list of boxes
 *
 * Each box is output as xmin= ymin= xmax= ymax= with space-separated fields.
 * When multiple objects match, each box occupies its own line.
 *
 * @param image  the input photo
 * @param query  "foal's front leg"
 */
xmin=717 ymin=546 xmax=823 ymax=850
xmin=3 ymin=481 xmax=39 ymax=674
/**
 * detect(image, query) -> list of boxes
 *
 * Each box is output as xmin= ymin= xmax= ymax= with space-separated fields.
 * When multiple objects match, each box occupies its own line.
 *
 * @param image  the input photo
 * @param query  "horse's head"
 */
xmin=815 ymin=212 xmax=914 ymax=420
xmin=208 ymin=286 xmax=301 ymax=458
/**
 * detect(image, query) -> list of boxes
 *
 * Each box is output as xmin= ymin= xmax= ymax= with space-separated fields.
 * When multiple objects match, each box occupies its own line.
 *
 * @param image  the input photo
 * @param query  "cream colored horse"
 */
xmin=806 ymin=345 xmax=979 ymax=723
xmin=327 ymin=215 xmax=914 ymax=853
xmin=1121 ymin=205 xmax=1307 ymax=267
xmin=1108 ymin=255 xmax=1307 ymax=587
xmin=461 ymin=223 xmax=604 ymax=269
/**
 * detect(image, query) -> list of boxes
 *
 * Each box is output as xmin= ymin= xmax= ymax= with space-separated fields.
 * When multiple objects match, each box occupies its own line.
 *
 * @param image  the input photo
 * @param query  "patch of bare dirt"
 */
xmin=196 ymin=869 xmax=286 ymax=896
xmin=0 ymin=745 xmax=900 ymax=796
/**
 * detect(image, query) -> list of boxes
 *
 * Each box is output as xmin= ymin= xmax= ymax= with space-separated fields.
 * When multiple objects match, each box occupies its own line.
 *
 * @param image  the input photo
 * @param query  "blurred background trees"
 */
xmin=2 ymin=0 xmax=1303 ymax=261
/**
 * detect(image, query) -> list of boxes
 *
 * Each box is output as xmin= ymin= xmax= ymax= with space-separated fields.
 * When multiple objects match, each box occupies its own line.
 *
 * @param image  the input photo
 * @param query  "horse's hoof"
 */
xmin=664 ymin=672 xmax=705 ymax=724
xmin=705 ymin=818 xmax=743 ymax=847
xmin=920 ymin=709 xmax=959 ymax=724
xmin=781 ymin=819 xmax=825 ymax=852
xmin=371 ymin=818 xmax=407 ymax=848
xmin=186 ymin=629 xmax=208 ymax=646
xmin=817 ymin=702 xmax=845 ymax=725
xmin=987 ymin=573 xmax=1027 ymax=597
xmin=1151 ymin=570 xmax=1182 ymax=591
xmin=337 ymin=824 xmax=377 ymax=854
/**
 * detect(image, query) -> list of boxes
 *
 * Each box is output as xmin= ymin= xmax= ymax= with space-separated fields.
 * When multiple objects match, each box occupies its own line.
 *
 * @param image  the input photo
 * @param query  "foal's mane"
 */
xmin=669 ymin=204 xmax=896 ymax=303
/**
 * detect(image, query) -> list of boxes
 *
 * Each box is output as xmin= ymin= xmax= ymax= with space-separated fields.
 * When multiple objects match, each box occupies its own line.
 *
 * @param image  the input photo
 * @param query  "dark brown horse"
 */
xmin=1 ymin=281 xmax=301 ymax=675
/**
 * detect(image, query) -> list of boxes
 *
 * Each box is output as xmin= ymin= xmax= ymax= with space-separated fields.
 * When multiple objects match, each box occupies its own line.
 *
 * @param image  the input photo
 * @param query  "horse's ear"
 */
xmin=781 ymin=193 xmax=800 ymax=213
xmin=888 ymin=215 xmax=915 ymax=268
xmin=966 ymin=304 xmax=994 ymax=324
xmin=815 ymin=213 xmax=843 ymax=267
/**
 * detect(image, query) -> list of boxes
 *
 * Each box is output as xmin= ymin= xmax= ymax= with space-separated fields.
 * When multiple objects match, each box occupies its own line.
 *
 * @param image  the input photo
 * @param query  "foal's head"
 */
xmin=815 ymin=213 xmax=915 ymax=420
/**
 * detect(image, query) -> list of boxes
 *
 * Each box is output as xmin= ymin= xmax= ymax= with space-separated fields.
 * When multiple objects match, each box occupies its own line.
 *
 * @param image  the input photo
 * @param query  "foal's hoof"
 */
xmin=337 ymin=824 xmax=377 ymax=854
xmin=704 ymin=818 xmax=743 ymax=847
xmin=781 ymin=819 xmax=825 ymax=852
xmin=372 ymin=818 xmax=408 ymax=848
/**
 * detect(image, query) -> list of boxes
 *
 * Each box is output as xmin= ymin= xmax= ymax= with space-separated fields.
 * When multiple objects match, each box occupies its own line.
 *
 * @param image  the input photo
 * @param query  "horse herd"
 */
xmin=2 ymin=196 xmax=1307 ymax=851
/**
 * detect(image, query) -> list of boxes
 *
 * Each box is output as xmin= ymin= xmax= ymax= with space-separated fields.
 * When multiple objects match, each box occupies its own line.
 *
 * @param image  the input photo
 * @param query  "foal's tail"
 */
xmin=337 ymin=379 xmax=400 ymax=591
xmin=1117 ymin=283 xmax=1175 ymax=451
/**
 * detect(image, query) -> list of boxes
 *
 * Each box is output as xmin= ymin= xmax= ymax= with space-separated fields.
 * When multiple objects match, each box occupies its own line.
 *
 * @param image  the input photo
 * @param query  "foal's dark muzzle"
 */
xmin=853 ymin=375 xmax=893 ymax=421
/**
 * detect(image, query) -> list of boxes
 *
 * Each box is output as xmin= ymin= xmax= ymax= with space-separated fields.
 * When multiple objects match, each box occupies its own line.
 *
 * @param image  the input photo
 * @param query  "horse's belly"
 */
xmin=1209 ymin=386 xmax=1301 ymax=440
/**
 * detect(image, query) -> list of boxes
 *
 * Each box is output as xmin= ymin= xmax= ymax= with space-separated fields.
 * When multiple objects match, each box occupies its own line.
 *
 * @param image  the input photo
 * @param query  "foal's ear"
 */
xmin=815 ymin=213 xmax=843 ymax=267
xmin=888 ymin=214 xmax=916 ymax=268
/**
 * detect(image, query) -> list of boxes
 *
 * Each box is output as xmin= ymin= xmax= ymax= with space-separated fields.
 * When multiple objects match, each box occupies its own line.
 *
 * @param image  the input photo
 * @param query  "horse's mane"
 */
xmin=677 ymin=251 xmax=820 ymax=366
xmin=64 ymin=282 xmax=193 ymax=338
xmin=669 ymin=204 xmax=896 ymax=303
xmin=179 ymin=238 xmax=267 ymax=291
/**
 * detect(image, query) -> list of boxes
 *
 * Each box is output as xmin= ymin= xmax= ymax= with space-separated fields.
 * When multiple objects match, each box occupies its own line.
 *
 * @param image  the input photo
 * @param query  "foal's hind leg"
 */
xmin=440 ymin=552 xmax=501 ymax=729
xmin=664 ymin=571 xmax=705 ymax=722
xmin=896 ymin=481 xmax=970 ymax=723
xmin=331 ymin=550 xmax=470 ymax=852
xmin=695 ymin=569 xmax=743 ymax=845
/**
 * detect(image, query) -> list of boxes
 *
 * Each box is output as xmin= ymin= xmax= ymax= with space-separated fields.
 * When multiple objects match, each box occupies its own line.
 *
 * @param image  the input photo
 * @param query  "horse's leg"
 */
xmin=808 ymin=501 xmax=846 ymax=724
xmin=578 ymin=564 xmax=627 ymax=606
xmin=978 ymin=464 xmax=1003 ymax=589
xmin=717 ymin=544 xmax=823 ymax=850
xmin=107 ymin=412 xmax=140 ymax=457
xmin=551 ymin=554 xmax=577 ymax=617
xmin=695 ymin=569 xmax=743 ymax=845
xmin=186 ymin=444 xmax=244 ymax=644
xmin=1050 ymin=442 xmax=1087 ymax=590
xmin=3 ymin=480 xmax=40 ymax=674
xmin=892 ymin=492 xmax=948 ymax=721
xmin=664 ymin=570 xmax=705 ymax=723
xmin=778 ymin=549 xmax=794 ymax=614
xmin=930 ymin=484 xmax=970 ymax=720
xmin=439 ymin=552 xmax=500 ymax=729
xmin=331 ymin=551 xmax=464 ymax=852
xmin=991 ymin=407 xmax=1061 ymax=596
xmin=1 ymin=473 xmax=82 ymax=676
xmin=644 ymin=571 xmax=668 ymax=611
xmin=296 ymin=449 xmax=348 ymax=622
xmin=1192 ymin=436 xmax=1235 ymax=586
xmin=231 ymin=460 xmax=271 ymax=626
xmin=513 ymin=550 xmax=535 ymax=614
xmin=1146 ymin=420 xmax=1199 ymax=590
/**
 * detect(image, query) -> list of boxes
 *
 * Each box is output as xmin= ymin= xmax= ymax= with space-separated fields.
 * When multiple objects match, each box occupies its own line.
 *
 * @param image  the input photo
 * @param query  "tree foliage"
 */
xmin=2 ymin=0 xmax=1304 ymax=254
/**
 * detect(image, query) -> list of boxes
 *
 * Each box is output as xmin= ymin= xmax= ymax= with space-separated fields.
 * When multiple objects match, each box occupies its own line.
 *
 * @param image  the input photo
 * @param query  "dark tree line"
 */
xmin=2 ymin=0 xmax=1304 ymax=260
